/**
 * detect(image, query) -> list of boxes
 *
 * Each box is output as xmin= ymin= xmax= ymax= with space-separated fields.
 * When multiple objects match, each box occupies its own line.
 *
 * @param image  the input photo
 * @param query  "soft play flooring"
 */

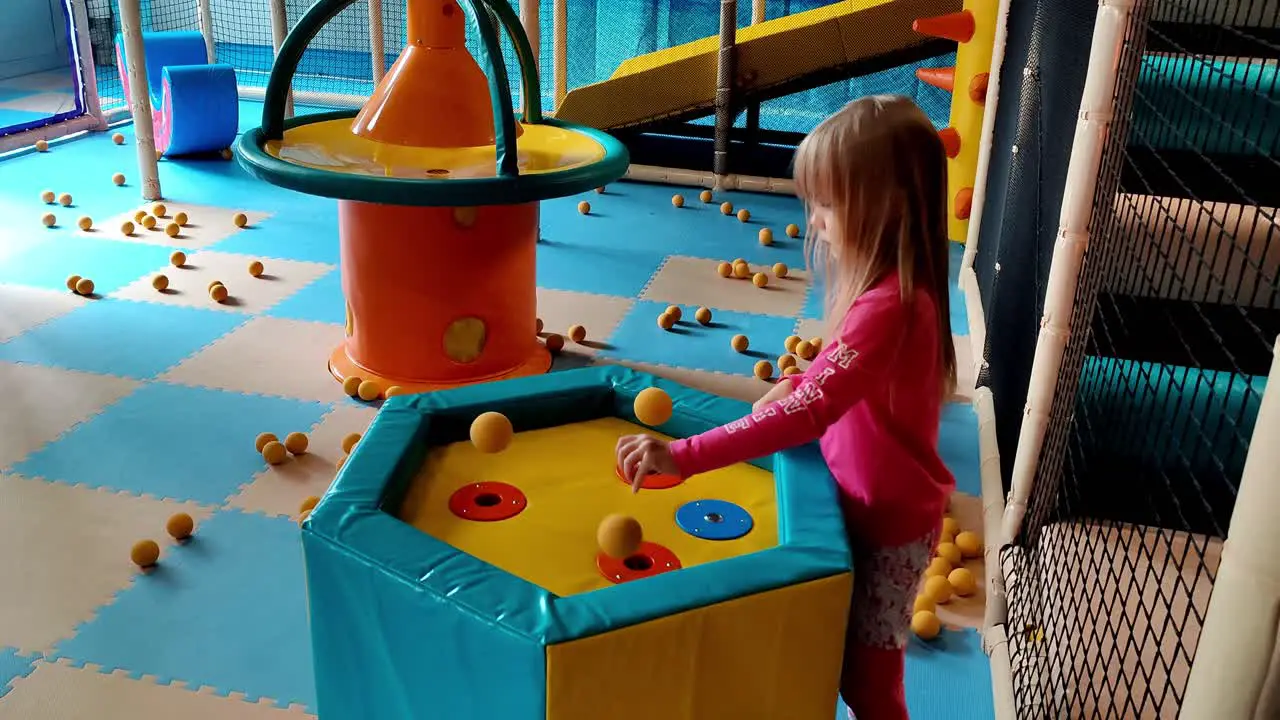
xmin=0 ymin=69 xmax=80 ymax=136
xmin=0 ymin=101 xmax=993 ymax=719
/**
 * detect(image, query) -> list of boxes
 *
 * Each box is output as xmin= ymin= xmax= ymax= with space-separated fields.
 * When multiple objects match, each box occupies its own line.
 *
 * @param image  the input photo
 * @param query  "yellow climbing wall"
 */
xmin=913 ymin=0 xmax=1000 ymax=243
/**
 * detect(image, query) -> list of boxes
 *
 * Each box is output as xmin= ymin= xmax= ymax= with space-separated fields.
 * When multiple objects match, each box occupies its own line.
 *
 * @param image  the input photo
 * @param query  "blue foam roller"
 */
xmin=161 ymin=63 xmax=239 ymax=156
xmin=116 ymin=30 xmax=208 ymax=107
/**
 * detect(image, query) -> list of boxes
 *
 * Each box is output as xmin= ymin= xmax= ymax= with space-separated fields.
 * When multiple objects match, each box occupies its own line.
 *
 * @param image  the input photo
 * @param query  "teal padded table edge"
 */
xmin=303 ymin=365 xmax=853 ymax=645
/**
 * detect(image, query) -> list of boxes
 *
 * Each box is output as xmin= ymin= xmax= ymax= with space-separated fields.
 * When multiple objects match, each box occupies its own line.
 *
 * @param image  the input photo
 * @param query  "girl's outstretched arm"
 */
xmin=668 ymin=288 xmax=909 ymax=478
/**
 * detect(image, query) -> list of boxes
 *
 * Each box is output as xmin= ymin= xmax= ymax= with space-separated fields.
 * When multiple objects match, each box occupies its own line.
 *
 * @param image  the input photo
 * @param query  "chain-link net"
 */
xmin=979 ymin=0 xmax=1278 ymax=717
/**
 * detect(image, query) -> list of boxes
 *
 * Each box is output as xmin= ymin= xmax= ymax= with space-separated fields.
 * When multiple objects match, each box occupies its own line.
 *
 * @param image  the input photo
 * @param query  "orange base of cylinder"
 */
xmin=327 ymin=343 xmax=551 ymax=395
xmin=332 ymin=198 xmax=549 ymax=393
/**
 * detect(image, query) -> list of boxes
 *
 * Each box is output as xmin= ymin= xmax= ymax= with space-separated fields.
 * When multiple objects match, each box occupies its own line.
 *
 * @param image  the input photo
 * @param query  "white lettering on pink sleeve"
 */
xmin=825 ymin=341 xmax=859 ymax=369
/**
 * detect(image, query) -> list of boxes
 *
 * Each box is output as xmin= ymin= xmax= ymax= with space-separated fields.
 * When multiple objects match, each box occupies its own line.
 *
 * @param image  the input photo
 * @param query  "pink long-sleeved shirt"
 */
xmin=669 ymin=274 xmax=955 ymax=547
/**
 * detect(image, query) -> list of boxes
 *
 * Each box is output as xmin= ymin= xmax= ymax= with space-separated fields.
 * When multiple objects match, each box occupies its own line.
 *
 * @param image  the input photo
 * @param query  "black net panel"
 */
xmin=982 ymin=0 xmax=1278 ymax=717
xmin=84 ymin=0 xmax=125 ymax=112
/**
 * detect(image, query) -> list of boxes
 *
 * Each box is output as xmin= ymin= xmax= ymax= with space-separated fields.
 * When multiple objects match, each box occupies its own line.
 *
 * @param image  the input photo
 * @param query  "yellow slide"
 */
xmin=554 ymin=0 xmax=960 ymax=131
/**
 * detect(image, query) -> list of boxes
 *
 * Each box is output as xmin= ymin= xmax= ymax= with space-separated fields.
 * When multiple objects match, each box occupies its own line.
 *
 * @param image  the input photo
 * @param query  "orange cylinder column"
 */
xmin=329 ymin=200 xmax=551 ymax=390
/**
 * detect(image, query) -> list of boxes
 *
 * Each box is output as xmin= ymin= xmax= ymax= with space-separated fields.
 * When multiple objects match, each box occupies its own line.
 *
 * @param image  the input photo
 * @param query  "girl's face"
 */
xmin=808 ymin=201 xmax=841 ymax=255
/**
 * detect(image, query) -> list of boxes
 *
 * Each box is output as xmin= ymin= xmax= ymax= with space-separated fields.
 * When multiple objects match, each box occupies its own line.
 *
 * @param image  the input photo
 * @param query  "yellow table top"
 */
xmin=265 ymin=118 xmax=607 ymax=180
xmin=395 ymin=416 xmax=779 ymax=597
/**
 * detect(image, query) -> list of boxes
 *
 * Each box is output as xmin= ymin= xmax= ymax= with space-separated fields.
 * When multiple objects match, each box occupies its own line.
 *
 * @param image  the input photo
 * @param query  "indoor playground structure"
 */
xmin=0 ymin=0 xmax=1277 ymax=719
xmin=237 ymin=0 xmax=627 ymax=394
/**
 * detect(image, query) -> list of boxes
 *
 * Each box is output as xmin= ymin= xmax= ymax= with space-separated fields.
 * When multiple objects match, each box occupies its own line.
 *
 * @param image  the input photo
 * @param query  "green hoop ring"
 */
xmin=236 ymin=0 xmax=628 ymax=206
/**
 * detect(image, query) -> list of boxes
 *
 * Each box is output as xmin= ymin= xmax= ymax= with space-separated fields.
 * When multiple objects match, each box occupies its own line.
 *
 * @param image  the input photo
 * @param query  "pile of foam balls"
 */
xmin=911 ymin=514 xmax=984 ymax=640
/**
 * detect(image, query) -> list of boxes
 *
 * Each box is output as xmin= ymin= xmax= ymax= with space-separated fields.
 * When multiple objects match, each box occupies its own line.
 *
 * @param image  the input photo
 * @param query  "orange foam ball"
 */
xmin=597 ymin=514 xmax=643 ymax=559
xmin=470 ymin=412 xmax=514 ymax=453
xmin=634 ymin=387 xmax=673 ymax=426
xmin=131 ymin=539 xmax=160 ymax=567
xmin=166 ymin=512 xmax=195 ymax=540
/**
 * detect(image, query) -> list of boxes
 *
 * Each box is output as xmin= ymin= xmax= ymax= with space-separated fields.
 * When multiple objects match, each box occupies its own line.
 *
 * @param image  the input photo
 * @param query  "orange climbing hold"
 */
xmin=915 ymin=66 xmax=955 ymax=93
xmin=954 ymin=187 xmax=974 ymax=220
xmin=913 ymin=10 xmax=975 ymax=43
xmin=969 ymin=72 xmax=990 ymax=104
xmin=937 ymin=127 xmax=961 ymax=159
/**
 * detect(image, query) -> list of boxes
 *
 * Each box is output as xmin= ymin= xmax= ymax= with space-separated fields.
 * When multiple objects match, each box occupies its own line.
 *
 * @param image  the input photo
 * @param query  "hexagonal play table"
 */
xmin=300 ymin=365 xmax=853 ymax=720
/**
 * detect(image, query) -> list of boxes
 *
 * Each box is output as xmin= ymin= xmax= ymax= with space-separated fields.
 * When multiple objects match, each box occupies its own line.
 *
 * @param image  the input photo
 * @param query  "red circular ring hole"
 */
xmin=597 ymin=541 xmax=682 ymax=584
xmin=615 ymin=465 xmax=684 ymax=491
xmin=448 ymin=482 xmax=526 ymax=521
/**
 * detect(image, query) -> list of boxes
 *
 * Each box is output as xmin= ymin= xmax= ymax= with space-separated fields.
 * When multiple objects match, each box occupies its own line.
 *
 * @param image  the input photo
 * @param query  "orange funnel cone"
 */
xmin=913 ymin=11 xmax=975 ymax=43
xmin=938 ymin=127 xmax=961 ymax=158
xmin=916 ymin=66 xmax=955 ymax=93
xmin=351 ymin=0 xmax=496 ymax=148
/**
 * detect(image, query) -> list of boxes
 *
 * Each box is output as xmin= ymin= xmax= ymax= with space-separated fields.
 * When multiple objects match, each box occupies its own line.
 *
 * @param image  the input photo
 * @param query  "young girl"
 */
xmin=616 ymin=95 xmax=957 ymax=720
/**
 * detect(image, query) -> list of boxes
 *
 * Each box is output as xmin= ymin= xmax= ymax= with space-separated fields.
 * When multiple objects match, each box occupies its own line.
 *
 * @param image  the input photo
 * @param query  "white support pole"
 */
xmin=1181 ymin=336 xmax=1280 ymax=719
xmin=118 ymin=0 xmax=162 ymax=201
xmin=752 ymin=0 xmax=765 ymax=24
xmin=1002 ymin=0 xmax=1134 ymax=544
xmin=68 ymin=0 xmax=107 ymax=130
xmin=269 ymin=0 xmax=294 ymax=118
xmin=369 ymin=0 xmax=386 ymax=84
xmin=196 ymin=0 xmax=216 ymax=62
xmin=552 ymin=0 xmax=567 ymax=108
xmin=960 ymin=0 xmax=1012 ymax=276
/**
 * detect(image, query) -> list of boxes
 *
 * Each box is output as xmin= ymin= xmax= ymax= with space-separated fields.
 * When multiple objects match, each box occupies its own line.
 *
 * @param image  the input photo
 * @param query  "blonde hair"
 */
xmin=793 ymin=94 xmax=957 ymax=398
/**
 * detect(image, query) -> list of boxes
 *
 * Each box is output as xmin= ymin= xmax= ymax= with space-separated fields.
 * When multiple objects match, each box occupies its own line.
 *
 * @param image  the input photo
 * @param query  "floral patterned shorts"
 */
xmin=845 ymin=529 xmax=939 ymax=649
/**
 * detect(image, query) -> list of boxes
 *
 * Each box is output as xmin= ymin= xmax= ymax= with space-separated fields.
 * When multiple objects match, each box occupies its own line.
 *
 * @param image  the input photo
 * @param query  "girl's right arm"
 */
xmin=668 ymin=286 xmax=910 ymax=477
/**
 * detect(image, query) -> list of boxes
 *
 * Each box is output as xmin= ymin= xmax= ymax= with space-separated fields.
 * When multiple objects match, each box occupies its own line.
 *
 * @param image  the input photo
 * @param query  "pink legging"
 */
xmin=839 ymin=529 xmax=938 ymax=720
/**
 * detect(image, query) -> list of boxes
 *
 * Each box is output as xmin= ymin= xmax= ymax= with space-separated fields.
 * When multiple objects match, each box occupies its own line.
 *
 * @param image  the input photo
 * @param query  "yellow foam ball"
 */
xmin=284 ymin=431 xmax=309 ymax=455
xmin=924 ymin=557 xmax=952 ymax=578
xmin=752 ymin=272 xmax=768 ymax=288
xmin=170 ymin=251 xmax=186 ymax=268
xmin=924 ymin=574 xmax=953 ymax=604
xmin=151 ymin=274 xmax=169 ymax=291
xmin=937 ymin=542 xmax=962 ymax=567
xmin=255 ymin=432 xmax=278 ymax=453
xmin=911 ymin=610 xmax=941 ymax=640
xmin=783 ymin=365 xmax=802 ymax=376
xmin=341 ymin=376 xmax=362 ymax=397
xmin=773 ymin=262 xmax=789 ymax=278
xmin=694 ymin=307 xmax=712 ymax=325
xmin=795 ymin=339 xmax=816 ymax=361
xmin=948 ymin=567 xmax=977 ymax=597
xmin=913 ymin=594 xmax=936 ymax=614
xmin=732 ymin=261 xmax=751 ymax=279
xmin=65 ymin=275 xmax=81 ymax=291
xmin=262 ymin=440 xmax=288 ymax=465
xmin=299 ymin=496 xmax=320 ymax=514
xmin=941 ymin=516 xmax=959 ymax=538
xmin=41 ymin=213 xmax=56 ymax=227
xmin=356 ymin=380 xmax=382 ymax=402
xmin=778 ymin=354 xmax=797 ymax=370
xmin=597 ymin=514 xmax=643 ymax=559
xmin=737 ymin=208 xmax=751 ymax=222
xmin=111 ymin=132 xmax=125 ymax=145
xmin=785 ymin=223 xmax=800 ymax=238
xmin=664 ymin=305 xmax=682 ymax=322
xmin=634 ymin=387 xmax=673 ymax=426
xmin=341 ymin=432 xmax=362 ymax=454
xmin=120 ymin=220 xmax=135 ymax=236
xmin=74 ymin=278 xmax=95 ymax=296
xmin=470 ymin=412 xmax=514 ymax=453
xmin=134 ymin=210 xmax=147 ymax=223
xmin=152 ymin=203 xmax=167 ymax=218
xmin=720 ymin=201 xmax=734 ymax=215
xmin=385 ymin=385 xmax=405 ymax=398
xmin=166 ymin=512 xmax=195 ymax=540
xmin=131 ymin=539 xmax=160 ymax=567
xmin=233 ymin=212 xmax=248 ymax=228
xmin=35 ymin=139 xmax=49 ymax=152
xmin=40 ymin=190 xmax=54 ymax=203
xmin=699 ymin=189 xmax=713 ymax=203
xmin=758 ymin=228 xmax=773 ymax=245
xmin=141 ymin=215 xmax=156 ymax=230
xmin=731 ymin=334 xmax=749 ymax=352
xmin=165 ymin=222 xmax=181 ymax=238
xmin=577 ymin=201 xmax=590 ymax=215
xmin=657 ymin=313 xmax=674 ymax=330
xmin=753 ymin=360 xmax=773 ymax=380
xmin=112 ymin=173 xmax=126 ymax=186
xmin=209 ymin=284 xmax=229 ymax=303
xmin=716 ymin=261 xmax=733 ymax=278
xmin=671 ymin=194 xmax=684 ymax=208
xmin=173 ymin=211 xmax=188 ymax=226
xmin=248 ymin=260 xmax=264 ymax=277
xmin=784 ymin=335 xmax=802 ymax=353
xmin=955 ymin=531 xmax=983 ymax=558
xmin=568 ymin=324 xmax=587 ymax=343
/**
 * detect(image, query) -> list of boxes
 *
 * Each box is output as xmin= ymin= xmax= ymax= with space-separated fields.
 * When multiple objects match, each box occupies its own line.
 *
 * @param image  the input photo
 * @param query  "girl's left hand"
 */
xmin=616 ymin=434 xmax=680 ymax=493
